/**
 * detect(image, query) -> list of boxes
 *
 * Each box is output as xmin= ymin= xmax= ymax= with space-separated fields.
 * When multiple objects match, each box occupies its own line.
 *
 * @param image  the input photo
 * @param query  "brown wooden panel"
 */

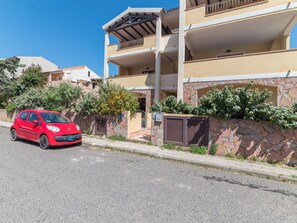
xmin=187 ymin=117 xmax=208 ymax=146
xmin=165 ymin=118 xmax=184 ymax=144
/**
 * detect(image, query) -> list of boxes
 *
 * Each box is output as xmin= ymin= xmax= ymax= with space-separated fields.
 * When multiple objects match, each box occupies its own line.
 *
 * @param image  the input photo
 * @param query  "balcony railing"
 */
xmin=118 ymin=38 xmax=144 ymax=50
xmin=206 ymin=0 xmax=266 ymax=15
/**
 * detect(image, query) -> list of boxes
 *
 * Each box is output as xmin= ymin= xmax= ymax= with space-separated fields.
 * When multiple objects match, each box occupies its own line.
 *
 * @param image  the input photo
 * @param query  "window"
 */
xmin=40 ymin=112 xmax=70 ymax=124
xmin=28 ymin=113 xmax=40 ymax=123
xmin=88 ymin=71 xmax=91 ymax=77
xmin=20 ymin=112 xmax=28 ymax=121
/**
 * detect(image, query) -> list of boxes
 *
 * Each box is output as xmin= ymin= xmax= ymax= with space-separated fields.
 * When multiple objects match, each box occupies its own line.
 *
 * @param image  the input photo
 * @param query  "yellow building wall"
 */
xmin=128 ymin=112 xmax=142 ymax=135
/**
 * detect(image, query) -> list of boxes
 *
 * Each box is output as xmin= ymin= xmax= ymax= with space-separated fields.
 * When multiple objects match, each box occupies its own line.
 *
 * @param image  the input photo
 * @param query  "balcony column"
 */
xmin=154 ymin=15 xmax=162 ymax=102
xmin=177 ymin=0 xmax=186 ymax=101
xmin=104 ymin=32 xmax=110 ymax=81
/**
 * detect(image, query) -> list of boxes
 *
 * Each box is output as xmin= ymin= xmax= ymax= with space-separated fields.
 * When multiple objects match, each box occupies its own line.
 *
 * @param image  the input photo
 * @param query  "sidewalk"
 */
xmin=1 ymin=121 xmax=297 ymax=183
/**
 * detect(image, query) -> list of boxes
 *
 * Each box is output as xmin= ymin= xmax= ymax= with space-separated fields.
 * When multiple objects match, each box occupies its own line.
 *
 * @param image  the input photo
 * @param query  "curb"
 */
xmin=82 ymin=141 xmax=297 ymax=184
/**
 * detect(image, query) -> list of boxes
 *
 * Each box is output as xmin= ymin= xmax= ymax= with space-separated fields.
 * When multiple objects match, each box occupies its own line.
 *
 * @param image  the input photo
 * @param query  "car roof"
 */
xmin=20 ymin=109 xmax=60 ymax=114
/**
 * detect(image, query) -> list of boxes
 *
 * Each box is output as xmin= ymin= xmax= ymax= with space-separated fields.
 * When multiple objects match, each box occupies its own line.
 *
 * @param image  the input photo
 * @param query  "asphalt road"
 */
xmin=1 ymin=127 xmax=297 ymax=223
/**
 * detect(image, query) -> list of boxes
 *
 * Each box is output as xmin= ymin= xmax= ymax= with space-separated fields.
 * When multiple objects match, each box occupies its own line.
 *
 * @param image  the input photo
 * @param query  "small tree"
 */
xmin=75 ymin=93 xmax=99 ymax=117
xmin=97 ymin=81 xmax=139 ymax=115
xmin=43 ymin=82 xmax=82 ymax=112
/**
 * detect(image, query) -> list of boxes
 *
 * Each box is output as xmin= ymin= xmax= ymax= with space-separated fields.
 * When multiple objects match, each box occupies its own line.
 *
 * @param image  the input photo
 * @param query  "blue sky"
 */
xmin=0 ymin=0 xmax=296 ymax=77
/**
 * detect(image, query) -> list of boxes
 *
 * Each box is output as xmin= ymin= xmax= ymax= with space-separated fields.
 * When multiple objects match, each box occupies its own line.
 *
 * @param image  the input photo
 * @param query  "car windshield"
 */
xmin=40 ymin=112 xmax=70 ymax=124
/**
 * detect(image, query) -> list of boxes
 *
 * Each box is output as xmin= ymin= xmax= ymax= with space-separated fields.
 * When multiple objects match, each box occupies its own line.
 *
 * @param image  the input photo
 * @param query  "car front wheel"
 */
xmin=39 ymin=135 xmax=50 ymax=150
xmin=10 ymin=129 xmax=18 ymax=141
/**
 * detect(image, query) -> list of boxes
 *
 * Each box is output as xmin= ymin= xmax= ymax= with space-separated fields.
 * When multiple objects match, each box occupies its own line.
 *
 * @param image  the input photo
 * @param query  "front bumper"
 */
xmin=55 ymin=134 xmax=82 ymax=142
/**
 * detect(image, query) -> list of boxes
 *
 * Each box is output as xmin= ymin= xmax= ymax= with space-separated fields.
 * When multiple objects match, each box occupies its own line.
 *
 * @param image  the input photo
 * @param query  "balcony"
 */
xmin=185 ymin=0 xmax=291 ymax=27
xmin=107 ymin=35 xmax=156 ymax=58
xmin=184 ymin=49 xmax=297 ymax=79
xmin=108 ymin=73 xmax=178 ymax=90
xmin=206 ymin=0 xmax=266 ymax=15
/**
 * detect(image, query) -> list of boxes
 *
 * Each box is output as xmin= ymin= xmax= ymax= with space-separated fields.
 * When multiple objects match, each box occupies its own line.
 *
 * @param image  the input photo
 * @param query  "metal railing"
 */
xmin=206 ymin=0 xmax=266 ymax=15
xmin=118 ymin=38 xmax=144 ymax=50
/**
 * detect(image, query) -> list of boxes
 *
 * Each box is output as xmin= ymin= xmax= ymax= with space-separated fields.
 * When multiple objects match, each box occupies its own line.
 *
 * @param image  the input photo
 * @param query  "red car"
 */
xmin=10 ymin=110 xmax=82 ymax=149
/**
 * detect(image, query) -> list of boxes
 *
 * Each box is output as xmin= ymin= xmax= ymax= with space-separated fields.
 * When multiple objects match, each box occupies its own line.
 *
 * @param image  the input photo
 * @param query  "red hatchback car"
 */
xmin=10 ymin=110 xmax=82 ymax=149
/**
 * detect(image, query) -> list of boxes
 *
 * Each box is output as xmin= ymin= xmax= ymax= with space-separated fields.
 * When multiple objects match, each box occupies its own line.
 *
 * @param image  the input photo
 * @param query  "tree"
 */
xmin=12 ymin=64 xmax=47 ymax=96
xmin=75 ymin=93 xmax=99 ymax=117
xmin=0 ymin=57 xmax=22 ymax=107
xmin=42 ymin=82 xmax=82 ymax=112
xmin=97 ymin=81 xmax=139 ymax=115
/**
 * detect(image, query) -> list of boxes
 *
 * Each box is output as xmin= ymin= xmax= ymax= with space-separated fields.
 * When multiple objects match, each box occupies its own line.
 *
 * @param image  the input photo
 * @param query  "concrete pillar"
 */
xmin=104 ymin=32 xmax=110 ymax=80
xmin=177 ymin=0 xmax=186 ymax=101
xmin=154 ymin=15 xmax=162 ymax=102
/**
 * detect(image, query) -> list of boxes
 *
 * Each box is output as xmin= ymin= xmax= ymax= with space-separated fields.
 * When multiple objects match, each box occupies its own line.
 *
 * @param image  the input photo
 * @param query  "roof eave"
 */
xmin=102 ymin=7 xmax=163 ymax=31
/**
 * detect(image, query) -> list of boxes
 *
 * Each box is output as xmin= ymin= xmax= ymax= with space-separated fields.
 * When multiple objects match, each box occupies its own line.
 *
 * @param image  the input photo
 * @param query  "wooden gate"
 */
xmin=95 ymin=117 xmax=107 ymax=135
xmin=164 ymin=116 xmax=209 ymax=147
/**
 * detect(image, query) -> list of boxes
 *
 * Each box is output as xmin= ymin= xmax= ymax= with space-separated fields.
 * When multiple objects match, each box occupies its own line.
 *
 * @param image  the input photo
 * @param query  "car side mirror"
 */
xmin=32 ymin=120 xmax=39 ymax=125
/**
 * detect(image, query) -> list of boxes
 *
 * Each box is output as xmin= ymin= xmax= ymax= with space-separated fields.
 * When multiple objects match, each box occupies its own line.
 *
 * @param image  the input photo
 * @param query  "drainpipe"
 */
xmin=154 ymin=15 xmax=162 ymax=102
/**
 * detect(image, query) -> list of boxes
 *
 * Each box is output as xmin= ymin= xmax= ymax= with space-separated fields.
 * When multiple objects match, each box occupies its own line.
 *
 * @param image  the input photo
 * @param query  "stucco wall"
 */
xmin=0 ymin=109 xmax=17 ymax=122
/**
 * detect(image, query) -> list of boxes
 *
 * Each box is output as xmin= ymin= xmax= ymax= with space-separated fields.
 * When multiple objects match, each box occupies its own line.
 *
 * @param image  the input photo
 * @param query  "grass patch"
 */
xmin=109 ymin=135 xmax=127 ymax=142
xmin=162 ymin=144 xmax=181 ymax=151
xmin=225 ymin=153 xmax=235 ymax=159
xmin=191 ymin=146 xmax=208 ymax=155
xmin=209 ymin=144 xmax=218 ymax=156
xmin=291 ymin=175 xmax=297 ymax=179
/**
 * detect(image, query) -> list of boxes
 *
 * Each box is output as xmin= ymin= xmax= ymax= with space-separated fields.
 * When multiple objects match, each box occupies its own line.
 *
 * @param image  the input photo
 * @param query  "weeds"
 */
xmin=191 ymin=146 xmax=208 ymax=155
xmin=109 ymin=135 xmax=127 ymax=142
xmin=209 ymin=144 xmax=218 ymax=156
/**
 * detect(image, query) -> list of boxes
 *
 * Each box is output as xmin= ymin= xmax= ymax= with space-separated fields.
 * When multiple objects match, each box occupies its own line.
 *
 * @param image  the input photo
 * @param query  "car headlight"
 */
xmin=76 ymin=125 xmax=81 ymax=131
xmin=46 ymin=125 xmax=60 ymax=133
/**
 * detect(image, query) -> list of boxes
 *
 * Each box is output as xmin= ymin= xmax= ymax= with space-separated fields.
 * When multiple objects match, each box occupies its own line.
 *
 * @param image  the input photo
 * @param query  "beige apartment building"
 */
xmin=103 ymin=0 xmax=297 ymax=113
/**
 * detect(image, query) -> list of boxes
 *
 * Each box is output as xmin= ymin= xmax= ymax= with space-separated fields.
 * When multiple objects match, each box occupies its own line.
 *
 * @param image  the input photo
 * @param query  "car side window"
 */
xmin=20 ymin=112 xmax=28 ymax=121
xmin=28 ymin=113 xmax=40 ymax=123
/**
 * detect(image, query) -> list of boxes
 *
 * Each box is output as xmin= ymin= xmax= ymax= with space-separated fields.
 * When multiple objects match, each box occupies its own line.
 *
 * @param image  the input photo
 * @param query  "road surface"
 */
xmin=0 ymin=127 xmax=296 ymax=222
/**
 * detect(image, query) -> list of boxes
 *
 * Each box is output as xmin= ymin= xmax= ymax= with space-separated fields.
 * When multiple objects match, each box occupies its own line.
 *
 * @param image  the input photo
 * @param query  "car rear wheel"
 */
xmin=39 ymin=135 xmax=50 ymax=150
xmin=10 ymin=129 xmax=18 ymax=141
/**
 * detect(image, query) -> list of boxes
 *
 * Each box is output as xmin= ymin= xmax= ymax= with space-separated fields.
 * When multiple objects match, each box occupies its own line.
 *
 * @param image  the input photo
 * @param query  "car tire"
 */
xmin=39 ymin=135 xmax=50 ymax=150
xmin=77 ymin=141 xmax=82 ymax=146
xmin=10 ymin=129 xmax=18 ymax=141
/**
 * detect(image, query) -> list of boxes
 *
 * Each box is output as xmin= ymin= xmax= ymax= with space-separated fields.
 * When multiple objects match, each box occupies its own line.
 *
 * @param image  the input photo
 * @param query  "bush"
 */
xmin=196 ymin=83 xmax=272 ymax=119
xmin=42 ymin=82 xmax=82 ymax=112
xmin=75 ymin=93 xmax=99 ymax=116
xmin=191 ymin=146 xmax=208 ymax=155
xmin=98 ymin=82 xmax=139 ymax=115
xmin=209 ymin=144 xmax=218 ymax=156
xmin=151 ymin=95 xmax=193 ymax=114
xmin=7 ymin=88 xmax=44 ymax=111
xmin=162 ymin=143 xmax=181 ymax=150
xmin=109 ymin=135 xmax=127 ymax=141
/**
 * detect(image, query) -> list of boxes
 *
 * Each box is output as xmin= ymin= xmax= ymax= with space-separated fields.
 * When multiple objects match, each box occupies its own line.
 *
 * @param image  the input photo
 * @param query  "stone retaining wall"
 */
xmin=151 ymin=114 xmax=297 ymax=165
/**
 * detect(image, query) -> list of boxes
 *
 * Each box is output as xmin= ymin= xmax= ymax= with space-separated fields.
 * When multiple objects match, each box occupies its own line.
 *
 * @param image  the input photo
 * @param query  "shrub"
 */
xmin=75 ymin=93 xmax=99 ymax=116
xmin=98 ymin=82 xmax=139 ymax=115
xmin=209 ymin=144 xmax=218 ymax=156
xmin=191 ymin=146 xmax=208 ymax=155
xmin=7 ymin=88 xmax=44 ymax=111
xmin=196 ymin=83 xmax=272 ymax=119
xmin=109 ymin=135 xmax=127 ymax=141
xmin=43 ymin=82 xmax=82 ymax=112
xmin=151 ymin=95 xmax=193 ymax=114
xmin=162 ymin=143 xmax=181 ymax=150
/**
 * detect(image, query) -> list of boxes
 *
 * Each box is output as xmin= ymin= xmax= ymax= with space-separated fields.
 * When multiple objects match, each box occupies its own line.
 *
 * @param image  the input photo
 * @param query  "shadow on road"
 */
xmin=16 ymin=138 xmax=81 ymax=150
xmin=203 ymin=175 xmax=297 ymax=199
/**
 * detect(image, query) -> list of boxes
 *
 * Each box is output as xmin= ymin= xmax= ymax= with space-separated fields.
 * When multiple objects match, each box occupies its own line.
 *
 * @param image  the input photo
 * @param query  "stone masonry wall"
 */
xmin=184 ymin=77 xmax=297 ymax=106
xmin=150 ymin=114 xmax=297 ymax=165
xmin=65 ymin=111 xmax=129 ymax=138
xmin=209 ymin=118 xmax=297 ymax=165
xmin=151 ymin=118 xmax=164 ymax=147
